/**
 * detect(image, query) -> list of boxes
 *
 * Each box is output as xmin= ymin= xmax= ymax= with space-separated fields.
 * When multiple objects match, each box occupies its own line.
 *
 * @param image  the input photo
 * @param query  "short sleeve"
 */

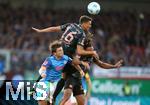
xmin=60 ymin=23 xmax=70 ymax=31
xmin=68 ymin=57 xmax=72 ymax=63
xmin=78 ymin=36 xmax=86 ymax=46
xmin=42 ymin=58 xmax=52 ymax=68
xmin=63 ymin=55 xmax=72 ymax=64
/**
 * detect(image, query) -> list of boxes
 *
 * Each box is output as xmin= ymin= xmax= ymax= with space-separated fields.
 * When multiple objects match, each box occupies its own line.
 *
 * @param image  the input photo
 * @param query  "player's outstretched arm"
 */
xmin=94 ymin=58 xmax=123 ymax=69
xmin=114 ymin=60 xmax=123 ymax=68
xmin=32 ymin=26 xmax=61 ymax=33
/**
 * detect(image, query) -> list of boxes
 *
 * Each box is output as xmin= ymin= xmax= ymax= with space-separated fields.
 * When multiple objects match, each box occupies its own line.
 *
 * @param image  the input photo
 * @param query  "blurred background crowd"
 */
xmin=0 ymin=3 xmax=150 ymax=74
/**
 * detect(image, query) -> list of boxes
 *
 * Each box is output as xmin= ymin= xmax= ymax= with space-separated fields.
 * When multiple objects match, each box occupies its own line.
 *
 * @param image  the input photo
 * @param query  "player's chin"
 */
xmin=59 ymin=53 xmax=64 ymax=57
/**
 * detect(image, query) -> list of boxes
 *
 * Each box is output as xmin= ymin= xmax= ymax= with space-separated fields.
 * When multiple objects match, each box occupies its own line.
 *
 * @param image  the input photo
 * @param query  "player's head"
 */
xmin=79 ymin=15 xmax=92 ymax=31
xmin=49 ymin=41 xmax=64 ymax=58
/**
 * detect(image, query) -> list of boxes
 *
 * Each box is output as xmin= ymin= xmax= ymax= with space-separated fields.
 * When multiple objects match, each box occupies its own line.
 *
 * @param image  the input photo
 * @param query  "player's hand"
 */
xmin=114 ymin=59 xmax=123 ymax=68
xmin=72 ymin=57 xmax=80 ymax=65
xmin=41 ymin=73 xmax=46 ymax=78
xmin=81 ymin=61 xmax=90 ymax=70
xmin=32 ymin=27 xmax=41 ymax=33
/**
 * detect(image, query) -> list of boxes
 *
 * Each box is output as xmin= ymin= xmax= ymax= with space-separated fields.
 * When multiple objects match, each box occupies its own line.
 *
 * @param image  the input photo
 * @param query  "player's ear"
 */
xmin=51 ymin=52 xmax=56 ymax=55
xmin=53 ymin=52 xmax=56 ymax=55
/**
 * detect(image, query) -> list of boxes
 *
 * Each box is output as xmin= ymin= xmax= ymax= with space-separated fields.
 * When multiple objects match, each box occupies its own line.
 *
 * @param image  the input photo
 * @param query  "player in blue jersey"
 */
xmin=36 ymin=41 xmax=84 ymax=105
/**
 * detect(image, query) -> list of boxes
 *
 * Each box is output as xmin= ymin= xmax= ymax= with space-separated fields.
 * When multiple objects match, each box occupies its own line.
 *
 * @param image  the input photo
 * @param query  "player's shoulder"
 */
xmin=71 ymin=23 xmax=80 ymax=28
xmin=62 ymin=23 xmax=80 ymax=30
xmin=62 ymin=55 xmax=69 ymax=59
xmin=63 ymin=23 xmax=73 ymax=27
xmin=72 ymin=23 xmax=78 ymax=26
xmin=66 ymin=23 xmax=79 ymax=28
xmin=62 ymin=55 xmax=70 ymax=60
xmin=46 ymin=55 xmax=54 ymax=61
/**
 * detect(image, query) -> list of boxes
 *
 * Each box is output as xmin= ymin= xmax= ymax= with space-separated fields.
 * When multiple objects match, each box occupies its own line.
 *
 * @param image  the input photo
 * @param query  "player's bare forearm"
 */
xmin=78 ymin=50 xmax=94 ymax=55
xmin=96 ymin=61 xmax=115 ymax=69
xmin=95 ymin=58 xmax=123 ymax=69
xmin=94 ymin=57 xmax=115 ymax=69
xmin=32 ymin=26 xmax=61 ymax=33
xmin=71 ymin=57 xmax=81 ymax=65
xmin=77 ymin=45 xmax=95 ymax=56
xmin=74 ymin=65 xmax=84 ymax=77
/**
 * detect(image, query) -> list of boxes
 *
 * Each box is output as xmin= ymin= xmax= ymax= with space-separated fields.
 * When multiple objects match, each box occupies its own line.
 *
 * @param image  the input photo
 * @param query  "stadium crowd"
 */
xmin=0 ymin=4 xmax=150 ymax=72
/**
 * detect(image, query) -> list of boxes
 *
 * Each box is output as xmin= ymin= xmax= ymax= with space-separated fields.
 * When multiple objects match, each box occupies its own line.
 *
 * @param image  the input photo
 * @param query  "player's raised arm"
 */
xmin=94 ymin=58 xmax=123 ymax=69
xmin=77 ymin=45 xmax=99 ymax=59
xmin=32 ymin=23 xmax=70 ymax=33
xmin=32 ymin=26 xmax=61 ymax=33
xmin=77 ymin=35 xmax=99 ymax=59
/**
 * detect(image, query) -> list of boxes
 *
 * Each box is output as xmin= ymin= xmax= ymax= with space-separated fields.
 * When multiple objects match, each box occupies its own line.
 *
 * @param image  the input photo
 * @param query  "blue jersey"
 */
xmin=41 ymin=55 xmax=72 ymax=82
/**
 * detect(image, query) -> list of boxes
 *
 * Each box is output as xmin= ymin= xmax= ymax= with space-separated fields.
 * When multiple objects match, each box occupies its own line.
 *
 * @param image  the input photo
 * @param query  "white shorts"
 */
xmin=34 ymin=80 xmax=58 ymax=103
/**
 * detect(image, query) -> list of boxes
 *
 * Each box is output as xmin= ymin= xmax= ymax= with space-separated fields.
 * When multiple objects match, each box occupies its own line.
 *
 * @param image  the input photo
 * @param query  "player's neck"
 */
xmin=81 ymin=24 xmax=86 ymax=31
xmin=54 ymin=56 xmax=62 ymax=60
